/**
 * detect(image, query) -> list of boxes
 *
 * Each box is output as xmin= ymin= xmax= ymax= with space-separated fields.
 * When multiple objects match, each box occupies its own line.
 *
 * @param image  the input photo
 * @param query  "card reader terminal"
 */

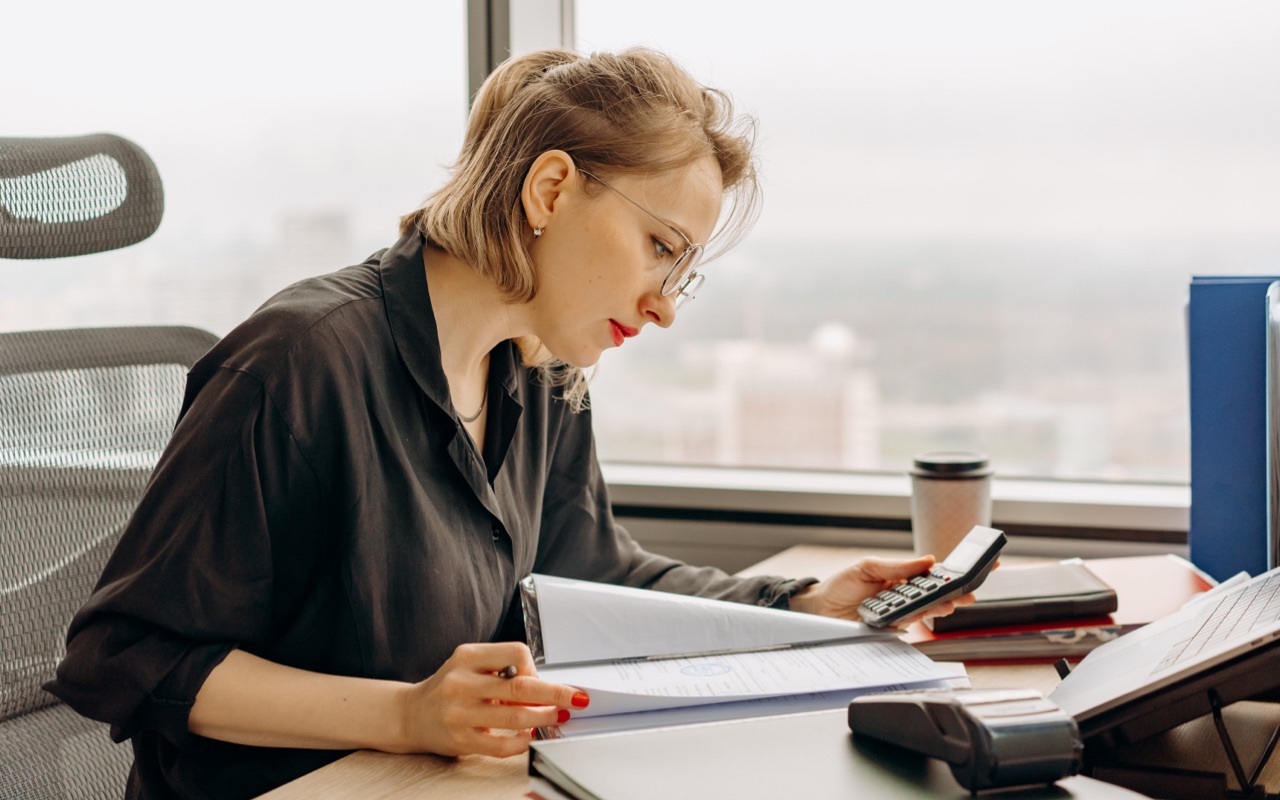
xmin=848 ymin=688 xmax=1082 ymax=792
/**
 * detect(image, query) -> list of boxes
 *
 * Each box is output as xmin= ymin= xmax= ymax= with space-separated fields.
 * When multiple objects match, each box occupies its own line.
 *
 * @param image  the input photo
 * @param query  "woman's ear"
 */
xmin=520 ymin=150 xmax=575 ymax=233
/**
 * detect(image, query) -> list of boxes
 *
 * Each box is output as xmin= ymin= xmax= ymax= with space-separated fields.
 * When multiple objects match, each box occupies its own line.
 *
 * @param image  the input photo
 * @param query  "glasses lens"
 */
xmin=673 ymin=271 xmax=705 ymax=309
xmin=662 ymin=244 xmax=703 ymax=296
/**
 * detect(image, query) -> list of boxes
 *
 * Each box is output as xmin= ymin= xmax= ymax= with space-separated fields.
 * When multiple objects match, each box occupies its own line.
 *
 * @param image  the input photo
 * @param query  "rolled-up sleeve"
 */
xmin=45 ymin=365 xmax=325 ymax=749
xmin=532 ymin=402 xmax=818 ymax=608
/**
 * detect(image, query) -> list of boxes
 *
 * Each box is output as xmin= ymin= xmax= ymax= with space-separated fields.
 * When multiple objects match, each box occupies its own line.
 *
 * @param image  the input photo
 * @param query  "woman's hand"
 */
xmin=396 ymin=642 xmax=588 ymax=758
xmin=787 ymin=555 xmax=977 ymax=628
xmin=188 ymin=644 xmax=586 ymax=757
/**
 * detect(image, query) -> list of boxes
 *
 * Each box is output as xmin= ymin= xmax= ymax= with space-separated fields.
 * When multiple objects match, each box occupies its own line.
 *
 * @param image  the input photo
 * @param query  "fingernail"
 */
xmin=557 ymin=709 xmax=571 ymax=723
xmin=571 ymin=691 xmax=590 ymax=708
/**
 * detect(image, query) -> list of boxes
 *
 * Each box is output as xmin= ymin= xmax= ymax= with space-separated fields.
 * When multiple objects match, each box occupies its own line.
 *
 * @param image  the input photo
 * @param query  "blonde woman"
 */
xmin=49 ymin=48 xmax=964 ymax=799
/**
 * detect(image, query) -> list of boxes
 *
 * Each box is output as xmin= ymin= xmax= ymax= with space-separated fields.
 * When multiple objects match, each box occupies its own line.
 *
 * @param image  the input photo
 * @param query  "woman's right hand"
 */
xmin=396 ymin=641 xmax=588 ymax=758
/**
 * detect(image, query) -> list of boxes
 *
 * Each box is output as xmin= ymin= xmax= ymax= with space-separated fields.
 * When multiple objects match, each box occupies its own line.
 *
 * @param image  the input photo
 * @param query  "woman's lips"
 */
xmin=610 ymin=320 xmax=638 ymax=346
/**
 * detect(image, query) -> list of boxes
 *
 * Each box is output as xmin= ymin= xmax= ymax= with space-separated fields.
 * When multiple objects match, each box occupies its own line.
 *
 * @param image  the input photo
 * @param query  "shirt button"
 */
xmin=491 ymin=523 xmax=501 ymax=541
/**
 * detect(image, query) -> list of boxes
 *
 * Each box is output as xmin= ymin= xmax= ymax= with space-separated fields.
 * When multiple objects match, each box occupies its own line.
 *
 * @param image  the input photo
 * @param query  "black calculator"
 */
xmin=857 ymin=525 xmax=1006 ymax=628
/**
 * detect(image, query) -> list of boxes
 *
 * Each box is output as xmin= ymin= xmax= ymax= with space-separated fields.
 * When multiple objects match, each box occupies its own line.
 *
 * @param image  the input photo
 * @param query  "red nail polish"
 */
xmin=571 ymin=691 xmax=590 ymax=708
xmin=557 ymin=708 xmax=571 ymax=723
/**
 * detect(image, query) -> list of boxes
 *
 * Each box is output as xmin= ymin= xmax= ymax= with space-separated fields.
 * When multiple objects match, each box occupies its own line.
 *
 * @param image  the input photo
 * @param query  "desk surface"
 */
xmin=258 ymin=664 xmax=1060 ymax=800
xmin=256 ymin=545 xmax=1280 ymax=799
xmin=258 ymin=545 xmax=1060 ymax=799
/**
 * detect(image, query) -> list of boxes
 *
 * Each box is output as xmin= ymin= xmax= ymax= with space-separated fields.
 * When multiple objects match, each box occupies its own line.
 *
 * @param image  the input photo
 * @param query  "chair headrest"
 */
xmin=0 ymin=134 xmax=164 ymax=259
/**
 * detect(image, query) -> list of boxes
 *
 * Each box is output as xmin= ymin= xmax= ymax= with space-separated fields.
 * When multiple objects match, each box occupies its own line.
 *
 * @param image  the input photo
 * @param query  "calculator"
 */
xmin=857 ymin=525 xmax=1006 ymax=627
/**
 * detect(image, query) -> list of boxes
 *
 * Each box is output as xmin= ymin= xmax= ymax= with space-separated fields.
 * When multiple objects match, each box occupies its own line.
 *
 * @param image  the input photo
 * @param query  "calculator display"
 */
xmin=941 ymin=538 xmax=988 ymax=572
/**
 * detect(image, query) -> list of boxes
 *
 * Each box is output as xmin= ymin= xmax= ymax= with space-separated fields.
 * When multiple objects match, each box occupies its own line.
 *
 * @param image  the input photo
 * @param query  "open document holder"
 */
xmin=1065 ymin=641 xmax=1280 ymax=800
xmin=515 ymin=574 xmax=964 ymax=739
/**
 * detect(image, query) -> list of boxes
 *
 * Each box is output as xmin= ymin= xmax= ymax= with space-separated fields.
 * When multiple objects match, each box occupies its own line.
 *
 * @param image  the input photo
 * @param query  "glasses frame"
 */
xmin=579 ymin=169 xmax=706 ymax=309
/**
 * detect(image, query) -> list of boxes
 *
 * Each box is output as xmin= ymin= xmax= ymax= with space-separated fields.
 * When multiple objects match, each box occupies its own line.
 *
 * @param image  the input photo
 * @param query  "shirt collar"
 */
xmin=378 ymin=230 xmax=521 ymax=413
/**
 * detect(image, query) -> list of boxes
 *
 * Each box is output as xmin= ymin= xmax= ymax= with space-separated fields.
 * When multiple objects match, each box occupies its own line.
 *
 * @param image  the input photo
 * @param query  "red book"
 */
xmin=902 ymin=554 xmax=1215 ymax=663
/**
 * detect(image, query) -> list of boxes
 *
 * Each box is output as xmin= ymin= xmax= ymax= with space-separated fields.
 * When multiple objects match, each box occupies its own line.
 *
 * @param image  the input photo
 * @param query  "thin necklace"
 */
xmin=456 ymin=386 xmax=487 ymax=424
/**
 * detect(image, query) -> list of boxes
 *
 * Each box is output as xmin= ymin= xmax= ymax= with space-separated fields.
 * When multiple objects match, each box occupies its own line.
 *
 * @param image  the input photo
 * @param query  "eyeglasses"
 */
xmin=579 ymin=169 xmax=706 ymax=309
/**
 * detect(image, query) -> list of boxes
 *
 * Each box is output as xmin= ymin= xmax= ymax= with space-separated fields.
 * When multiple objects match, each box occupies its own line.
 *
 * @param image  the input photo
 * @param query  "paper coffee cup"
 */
xmin=909 ymin=452 xmax=993 ymax=560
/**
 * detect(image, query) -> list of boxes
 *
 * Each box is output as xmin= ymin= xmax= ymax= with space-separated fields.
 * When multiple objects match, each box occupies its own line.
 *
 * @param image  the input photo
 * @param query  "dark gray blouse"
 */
xmin=47 ymin=231 xmax=815 ymax=799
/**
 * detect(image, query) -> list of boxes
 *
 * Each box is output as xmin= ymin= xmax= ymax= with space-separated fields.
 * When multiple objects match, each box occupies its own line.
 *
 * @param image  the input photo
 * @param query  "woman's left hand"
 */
xmin=786 ymin=555 xmax=976 ymax=628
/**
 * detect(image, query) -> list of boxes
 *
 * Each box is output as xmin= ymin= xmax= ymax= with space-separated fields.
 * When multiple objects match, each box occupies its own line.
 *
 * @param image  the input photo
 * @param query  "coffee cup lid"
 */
xmin=911 ymin=451 xmax=991 ymax=476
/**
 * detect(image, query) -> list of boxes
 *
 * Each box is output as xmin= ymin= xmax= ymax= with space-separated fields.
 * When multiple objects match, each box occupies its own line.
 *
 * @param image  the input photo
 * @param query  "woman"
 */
xmin=49 ymin=48 xmax=963 ymax=799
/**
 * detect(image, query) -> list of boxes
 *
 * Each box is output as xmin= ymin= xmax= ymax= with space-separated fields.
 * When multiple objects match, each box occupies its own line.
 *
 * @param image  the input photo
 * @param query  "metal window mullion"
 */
xmin=467 ymin=0 xmax=575 ymax=105
xmin=467 ymin=0 xmax=510 ymax=105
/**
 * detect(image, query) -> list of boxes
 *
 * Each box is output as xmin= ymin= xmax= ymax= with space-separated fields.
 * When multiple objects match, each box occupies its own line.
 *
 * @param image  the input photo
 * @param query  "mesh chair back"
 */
xmin=0 ymin=135 xmax=164 ymax=259
xmin=0 ymin=326 xmax=217 ymax=799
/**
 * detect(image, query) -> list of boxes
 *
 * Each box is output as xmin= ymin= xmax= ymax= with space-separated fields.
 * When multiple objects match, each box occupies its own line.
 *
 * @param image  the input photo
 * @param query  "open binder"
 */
xmin=517 ymin=574 xmax=963 ymax=737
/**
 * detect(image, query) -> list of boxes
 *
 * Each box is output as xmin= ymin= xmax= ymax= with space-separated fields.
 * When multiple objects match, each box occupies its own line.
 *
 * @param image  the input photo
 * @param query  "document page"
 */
xmin=538 ymin=639 xmax=954 ymax=718
xmin=524 ymin=574 xmax=879 ymax=666
xmin=554 ymin=664 xmax=971 ymax=737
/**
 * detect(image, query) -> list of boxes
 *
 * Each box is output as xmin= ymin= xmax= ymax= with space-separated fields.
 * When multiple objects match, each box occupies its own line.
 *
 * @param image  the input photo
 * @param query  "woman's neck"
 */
xmin=421 ymin=244 xmax=524 ymax=386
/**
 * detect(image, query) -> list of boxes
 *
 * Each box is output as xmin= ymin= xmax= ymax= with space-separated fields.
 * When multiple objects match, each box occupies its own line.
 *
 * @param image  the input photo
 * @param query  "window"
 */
xmin=576 ymin=0 xmax=1280 ymax=484
xmin=2 ymin=0 xmax=466 ymax=338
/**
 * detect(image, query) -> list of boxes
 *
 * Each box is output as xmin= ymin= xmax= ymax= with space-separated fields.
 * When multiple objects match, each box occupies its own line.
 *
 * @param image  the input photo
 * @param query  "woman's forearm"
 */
xmin=188 ymin=649 xmax=413 ymax=752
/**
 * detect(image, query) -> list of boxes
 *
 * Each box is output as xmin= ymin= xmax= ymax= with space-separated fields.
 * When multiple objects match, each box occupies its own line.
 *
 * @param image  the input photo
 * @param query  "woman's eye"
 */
xmin=653 ymin=238 xmax=674 ymax=260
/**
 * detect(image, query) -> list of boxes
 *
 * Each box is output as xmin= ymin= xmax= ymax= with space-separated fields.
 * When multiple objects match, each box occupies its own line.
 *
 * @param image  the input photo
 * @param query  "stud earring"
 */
xmin=533 ymin=227 xmax=543 ymax=237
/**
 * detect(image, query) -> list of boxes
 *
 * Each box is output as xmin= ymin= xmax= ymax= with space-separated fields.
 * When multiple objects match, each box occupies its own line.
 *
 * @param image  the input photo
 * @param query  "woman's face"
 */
xmin=526 ymin=156 xmax=724 ymax=368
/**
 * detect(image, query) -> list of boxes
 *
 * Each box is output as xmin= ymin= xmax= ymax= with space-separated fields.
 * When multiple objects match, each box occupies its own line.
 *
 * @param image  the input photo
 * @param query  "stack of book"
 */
xmin=901 ymin=554 xmax=1215 ymax=662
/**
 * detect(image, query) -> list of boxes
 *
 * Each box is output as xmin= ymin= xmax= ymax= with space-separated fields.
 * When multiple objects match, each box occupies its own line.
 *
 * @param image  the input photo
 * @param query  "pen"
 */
xmin=497 ymin=664 xmax=557 ymax=739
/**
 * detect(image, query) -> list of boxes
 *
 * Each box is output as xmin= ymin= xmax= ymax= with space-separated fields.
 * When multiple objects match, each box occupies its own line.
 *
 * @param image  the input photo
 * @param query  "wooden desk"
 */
xmin=260 ymin=545 xmax=1059 ymax=799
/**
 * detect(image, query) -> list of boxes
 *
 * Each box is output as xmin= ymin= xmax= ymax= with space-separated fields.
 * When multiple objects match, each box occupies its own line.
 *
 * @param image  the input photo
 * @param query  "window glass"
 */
xmin=2 ymin=1 xmax=465 ymax=337
xmin=576 ymin=0 xmax=1280 ymax=482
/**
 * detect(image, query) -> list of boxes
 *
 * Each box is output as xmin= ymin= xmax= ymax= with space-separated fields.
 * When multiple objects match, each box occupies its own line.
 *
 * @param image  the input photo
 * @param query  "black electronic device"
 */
xmin=858 ymin=525 xmax=1006 ymax=628
xmin=848 ymin=688 xmax=1083 ymax=793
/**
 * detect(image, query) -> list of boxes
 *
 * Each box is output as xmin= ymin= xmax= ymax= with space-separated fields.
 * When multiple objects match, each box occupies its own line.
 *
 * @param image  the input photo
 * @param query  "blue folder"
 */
xmin=1187 ymin=276 xmax=1280 ymax=581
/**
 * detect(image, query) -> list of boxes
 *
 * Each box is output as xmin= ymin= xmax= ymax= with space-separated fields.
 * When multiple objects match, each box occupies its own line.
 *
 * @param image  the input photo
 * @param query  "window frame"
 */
xmin=606 ymin=463 xmax=1187 ymax=557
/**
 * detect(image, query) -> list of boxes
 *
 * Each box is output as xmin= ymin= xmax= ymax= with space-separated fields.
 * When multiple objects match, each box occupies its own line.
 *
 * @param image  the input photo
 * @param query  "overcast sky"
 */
xmin=4 ymin=0 xmax=1279 ymax=249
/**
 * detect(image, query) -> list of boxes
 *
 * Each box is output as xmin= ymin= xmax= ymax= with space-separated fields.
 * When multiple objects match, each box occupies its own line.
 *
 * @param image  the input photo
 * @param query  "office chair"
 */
xmin=0 ymin=135 xmax=217 ymax=798
xmin=0 ymin=134 xmax=164 ymax=259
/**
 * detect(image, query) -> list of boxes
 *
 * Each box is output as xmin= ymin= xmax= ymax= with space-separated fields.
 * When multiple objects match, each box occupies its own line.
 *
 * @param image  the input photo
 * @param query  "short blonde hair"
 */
xmin=400 ymin=47 xmax=761 ymax=407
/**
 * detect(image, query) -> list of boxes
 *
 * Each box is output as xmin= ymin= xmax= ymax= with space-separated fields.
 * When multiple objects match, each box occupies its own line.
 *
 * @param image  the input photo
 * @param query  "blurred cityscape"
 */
xmin=8 ymin=208 xmax=1273 ymax=483
xmin=589 ymin=233 xmax=1280 ymax=483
